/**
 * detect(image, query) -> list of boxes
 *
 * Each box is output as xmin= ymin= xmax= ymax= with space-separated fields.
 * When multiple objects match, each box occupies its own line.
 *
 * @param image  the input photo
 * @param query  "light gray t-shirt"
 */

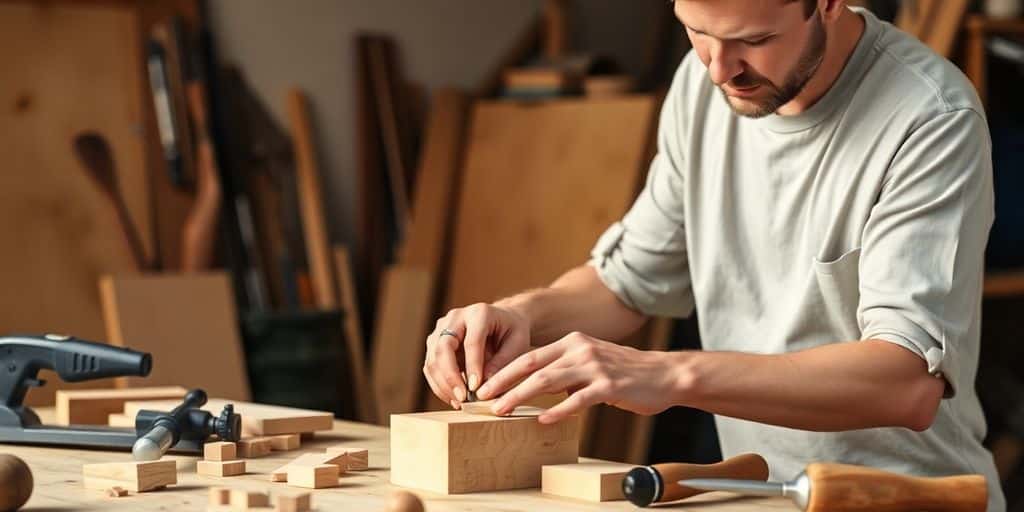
xmin=590 ymin=9 xmax=1003 ymax=511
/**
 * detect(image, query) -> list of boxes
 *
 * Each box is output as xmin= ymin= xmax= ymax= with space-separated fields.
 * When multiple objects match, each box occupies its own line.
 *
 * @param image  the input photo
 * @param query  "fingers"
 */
xmin=539 ymin=385 xmax=603 ymax=424
xmin=477 ymin=341 xmax=565 ymax=401
xmin=423 ymin=313 xmax=467 ymax=406
xmin=493 ymin=364 xmax=579 ymax=416
xmin=461 ymin=303 xmax=491 ymax=393
xmin=482 ymin=327 xmax=529 ymax=383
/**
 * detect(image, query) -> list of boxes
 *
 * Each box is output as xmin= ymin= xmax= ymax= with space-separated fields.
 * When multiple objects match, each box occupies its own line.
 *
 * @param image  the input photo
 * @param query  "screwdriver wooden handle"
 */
xmin=622 ymin=453 xmax=769 ymax=506
xmin=805 ymin=463 xmax=987 ymax=512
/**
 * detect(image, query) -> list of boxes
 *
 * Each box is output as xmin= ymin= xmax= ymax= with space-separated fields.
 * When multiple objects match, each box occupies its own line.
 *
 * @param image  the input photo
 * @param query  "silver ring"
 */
xmin=439 ymin=328 xmax=462 ymax=342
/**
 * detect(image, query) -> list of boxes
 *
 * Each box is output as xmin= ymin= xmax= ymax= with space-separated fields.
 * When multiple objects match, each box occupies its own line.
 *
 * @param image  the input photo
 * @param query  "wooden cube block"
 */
xmin=197 ymin=460 xmax=246 ymax=477
xmin=287 ymin=464 xmax=339 ymax=489
xmin=325 ymin=446 xmax=368 ymax=470
xmin=204 ymin=441 xmax=237 ymax=461
xmin=390 ymin=411 xmax=579 ymax=494
xmin=268 ymin=434 xmax=300 ymax=451
xmin=237 ymin=438 xmax=272 ymax=458
xmin=275 ymin=492 xmax=312 ymax=512
xmin=541 ymin=460 xmax=633 ymax=502
xmin=83 ymin=460 xmax=177 ymax=492
xmin=230 ymin=489 xmax=269 ymax=508
xmin=209 ymin=487 xmax=230 ymax=505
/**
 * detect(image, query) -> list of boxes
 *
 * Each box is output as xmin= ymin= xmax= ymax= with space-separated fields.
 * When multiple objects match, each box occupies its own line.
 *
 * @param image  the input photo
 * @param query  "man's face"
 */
xmin=675 ymin=0 xmax=827 ymax=118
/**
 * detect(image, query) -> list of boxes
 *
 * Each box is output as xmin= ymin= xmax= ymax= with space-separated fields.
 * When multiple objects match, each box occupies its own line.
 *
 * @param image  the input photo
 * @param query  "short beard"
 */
xmin=720 ymin=16 xmax=827 ymax=118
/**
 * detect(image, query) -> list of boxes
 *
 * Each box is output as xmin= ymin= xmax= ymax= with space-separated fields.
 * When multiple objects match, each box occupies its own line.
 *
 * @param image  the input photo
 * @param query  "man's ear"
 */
xmin=820 ymin=0 xmax=848 ymax=23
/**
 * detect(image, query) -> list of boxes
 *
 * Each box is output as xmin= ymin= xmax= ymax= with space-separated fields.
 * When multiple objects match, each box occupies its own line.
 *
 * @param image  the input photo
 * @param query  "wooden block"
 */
xmin=390 ymin=411 xmax=580 ymax=494
xmin=197 ymin=460 xmax=246 ymax=477
xmin=204 ymin=441 xmax=237 ymax=461
xmin=123 ymin=399 xmax=333 ymax=436
xmin=541 ymin=461 xmax=633 ymax=502
xmin=107 ymin=413 xmax=134 ymax=428
xmin=275 ymin=492 xmax=311 ymax=512
xmin=460 ymin=399 xmax=545 ymax=417
xmin=268 ymin=434 xmax=300 ymax=451
xmin=209 ymin=487 xmax=230 ymax=505
xmin=83 ymin=460 xmax=177 ymax=492
xmin=105 ymin=486 xmax=127 ymax=497
xmin=287 ymin=464 xmax=339 ymax=489
xmin=269 ymin=451 xmax=348 ymax=482
xmin=55 ymin=386 xmax=187 ymax=426
xmin=237 ymin=438 xmax=272 ymax=458
xmin=230 ymin=489 xmax=269 ymax=508
xmin=324 ymin=446 xmax=369 ymax=470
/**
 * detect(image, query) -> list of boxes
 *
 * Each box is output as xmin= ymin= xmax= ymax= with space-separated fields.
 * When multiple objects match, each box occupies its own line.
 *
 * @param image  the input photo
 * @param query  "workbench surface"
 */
xmin=3 ymin=410 xmax=794 ymax=511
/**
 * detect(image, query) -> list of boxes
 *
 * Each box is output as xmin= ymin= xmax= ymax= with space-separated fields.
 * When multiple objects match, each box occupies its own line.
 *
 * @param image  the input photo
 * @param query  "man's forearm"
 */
xmin=672 ymin=339 xmax=947 ymax=432
xmin=495 ymin=265 xmax=647 ymax=345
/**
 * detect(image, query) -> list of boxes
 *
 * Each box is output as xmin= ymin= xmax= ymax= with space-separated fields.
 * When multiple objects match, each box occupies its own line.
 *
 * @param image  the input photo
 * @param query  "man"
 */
xmin=423 ymin=0 xmax=1004 ymax=510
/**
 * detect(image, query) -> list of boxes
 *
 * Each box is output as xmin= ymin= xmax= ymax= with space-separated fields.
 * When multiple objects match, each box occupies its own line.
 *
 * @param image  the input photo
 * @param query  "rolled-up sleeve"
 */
xmin=859 ymin=108 xmax=993 ymax=398
xmin=588 ymin=70 xmax=695 ymax=319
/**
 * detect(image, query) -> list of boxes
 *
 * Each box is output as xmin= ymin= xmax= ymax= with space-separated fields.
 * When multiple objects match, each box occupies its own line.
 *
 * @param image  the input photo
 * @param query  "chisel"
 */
xmin=621 ymin=453 xmax=769 ymax=507
xmin=679 ymin=462 xmax=987 ymax=512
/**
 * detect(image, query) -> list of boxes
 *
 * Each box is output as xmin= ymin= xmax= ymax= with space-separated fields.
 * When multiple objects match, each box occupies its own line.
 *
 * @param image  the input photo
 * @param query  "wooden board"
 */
xmin=541 ymin=460 xmax=633 ymax=502
xmin=390 ymin=411 xmax=580 ymax=494
xmin=98 ymin=272 xmax=251 ymax=401
xmin=287 ymin=88 xmax=337 ymax=309
xmin=333 ymin=246 xmax=374 ymax=423
xmin=122 ymin=398 xmax=333 ymax=436
xmin=0 ymin=2 xmax=152 ymax=406
xmin=55 ymin=386 xmax=186 ymax=426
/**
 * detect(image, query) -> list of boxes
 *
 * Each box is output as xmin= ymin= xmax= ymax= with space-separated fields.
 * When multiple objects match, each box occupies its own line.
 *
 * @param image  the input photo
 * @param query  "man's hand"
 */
xmin=423 ymin=303 xmax=531 ymax=409
xmin=475 ymin=332 xmax=683 ymax=424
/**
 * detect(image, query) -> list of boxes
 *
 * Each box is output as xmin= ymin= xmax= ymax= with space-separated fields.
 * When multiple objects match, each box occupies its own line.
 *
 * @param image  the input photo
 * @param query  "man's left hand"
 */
xmin=475 ymin=331 xmax=684 ymax=424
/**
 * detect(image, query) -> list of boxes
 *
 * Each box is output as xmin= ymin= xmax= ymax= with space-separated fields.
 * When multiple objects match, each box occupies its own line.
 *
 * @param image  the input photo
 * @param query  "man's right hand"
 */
xmin=423 ymin=302 xmax=531 ymax=409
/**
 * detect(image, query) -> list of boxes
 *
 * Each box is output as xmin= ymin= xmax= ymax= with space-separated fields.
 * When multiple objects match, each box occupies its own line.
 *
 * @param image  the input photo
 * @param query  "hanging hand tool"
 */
xmin=621 ymin=453 xmax=769 ymax=507
xmin=679 ymin=462 xmax=988 ymax=512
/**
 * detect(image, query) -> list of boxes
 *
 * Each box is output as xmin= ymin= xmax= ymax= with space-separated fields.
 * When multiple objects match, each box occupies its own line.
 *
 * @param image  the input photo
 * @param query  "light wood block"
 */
xmin=230 ymin=489 xmax=269 ymax=508
xmin=209 ymin=487 xmax=230 ymax=505
xmin=237 ymin=438 xmax=271 ymax=458
xmin=55 ymin=386 xmax=186 ymax=426
xmin=325 ymin=446 xmax=369 ymax=470
xmin=287 ymin=464 xmax=339 ymax=489
xmin=197 ymin=460 xmax=245 ymax=477
xmin=390 ymin=411 xmax=580 ymax=494
xmin=275 ymin=492 xmax=312 ymax=512
xmin=269 ymin=451 xmax=348 ymax=482
xmin=107 ymin=413 xmax=134 ymax=428
xmin=204 ymin=441 xmax=237 ymax=461
xmin=268 ymin=434 xmax=300 ymax=451
xmin=541 ymin=461 xmax=633 ymax=502
xmin=82 ymin=460 xmax=176 ymax=492
xmin=105 ymin=486 xmax=127 ymax=497
xmin=123 ymin=399 xmax=332 ymax=436
xmin=460 ymin=400 xmax=545 ymax=417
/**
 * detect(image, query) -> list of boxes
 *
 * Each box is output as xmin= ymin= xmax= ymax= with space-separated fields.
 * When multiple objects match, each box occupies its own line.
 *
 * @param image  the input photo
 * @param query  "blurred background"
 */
xmin=2 ymin=0 xmax=1023 ymax=507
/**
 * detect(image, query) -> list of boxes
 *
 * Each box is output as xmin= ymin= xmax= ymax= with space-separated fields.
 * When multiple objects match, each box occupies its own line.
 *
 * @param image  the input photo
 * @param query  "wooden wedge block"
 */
xmin=237 ymin=438 xmax=272 ymax=458
xmin=268 ymin=434 xmax=300 ymax=451
xmin=83 ymin=460 xmax=177 ymax=492
xmin=287 ymin=464 xmax=339 ymax=489
xmin=56 ymin=386 xmax=187 ymax=426
xmin=541 ymin=461 xmax=633 ymax=502
xmin=197 ymin=460 xmax=246 ymax=477
xmin=209 ymin=487 xmax=230 ymax=505
xmin=204 ymin=441 xmax=237 ymax=461
xmin=390 ymin=411 xmax=579 ymax=494
xmin=460 ymin=399 xmax=545 ymax=417
xmin=324 ymin=446 xmax=369 ymax=470
xmin=269 ymin=451 xmax=348 ymax=482
xmin=230 ymin=489 xmax=269 ymax=508
xmin=107 ymin=413 xmax=134 ymax=428
xmin=105 ymin=486 xmax=127 ymax=497
xmin=275 ymin=492 xmax=312 ymax=512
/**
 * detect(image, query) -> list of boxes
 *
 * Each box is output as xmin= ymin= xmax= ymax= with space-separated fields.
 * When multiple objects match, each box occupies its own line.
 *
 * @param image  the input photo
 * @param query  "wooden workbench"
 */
xmin=2 ymin=410 xmax=793 ymax=511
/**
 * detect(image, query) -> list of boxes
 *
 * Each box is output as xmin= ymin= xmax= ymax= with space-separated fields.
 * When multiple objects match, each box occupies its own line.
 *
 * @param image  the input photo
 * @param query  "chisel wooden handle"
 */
xmin=805 ymin=463 xmax=987 ymax=512
xmin=622 ymin=453 xmax=769 ymax=507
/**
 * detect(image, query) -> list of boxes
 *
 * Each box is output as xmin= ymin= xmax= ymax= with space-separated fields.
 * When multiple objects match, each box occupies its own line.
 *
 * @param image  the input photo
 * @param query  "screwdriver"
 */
xmin=621 ymin=453 xmax=769 ymax=507
xmin=679 ymin=462 xmax=988 ymax=512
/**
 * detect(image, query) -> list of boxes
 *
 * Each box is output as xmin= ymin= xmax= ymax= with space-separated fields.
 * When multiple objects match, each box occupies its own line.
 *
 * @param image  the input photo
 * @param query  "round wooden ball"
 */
xmin=0 ymin=454 xmax=32 ymax=511
xmin=386 ymin=490 xmax=424 ymax=512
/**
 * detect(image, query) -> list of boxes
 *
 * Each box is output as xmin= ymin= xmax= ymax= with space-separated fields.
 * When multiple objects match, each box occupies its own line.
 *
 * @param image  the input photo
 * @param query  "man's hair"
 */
xmin=671 ymin=0 xmax=818 ymax=20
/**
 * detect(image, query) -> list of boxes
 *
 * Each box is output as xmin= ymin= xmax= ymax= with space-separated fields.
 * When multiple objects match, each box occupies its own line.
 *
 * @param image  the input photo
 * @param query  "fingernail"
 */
xmin=468 ymin=374 xmax=480 ymax=391
xmin=454 ymin=386 xmax=466 ymax=402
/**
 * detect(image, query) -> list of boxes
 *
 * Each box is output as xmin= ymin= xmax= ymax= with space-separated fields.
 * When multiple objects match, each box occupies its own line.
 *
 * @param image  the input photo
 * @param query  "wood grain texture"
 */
xmin=12 ymin=408 xmax=789 ymax=510
xmin=542 ymin=460 xmax=633 ymax=502
xmin=98 ymin=273 xmax=251 ymax=401
xmin=122 ymin=399 xmax=333 ymax=436
xmin=287 ymin=88 xmax=337 ymax=309
xmin=656 ymin=454 xmax=770 ymax=504
xmin=390 ymin=411 xmax=580 ymax=494
xmin=372 ymin=266 xmax=433 ymax=422
xmin=0 ymin=2 xmax=151 ymax=406
xmin=82 ymin=460 xmax=177 ymax=492
xmin=804 ymin=462 xmax=987 ymax=512
xmin=55 ymin=386 xmax=186 ymax=426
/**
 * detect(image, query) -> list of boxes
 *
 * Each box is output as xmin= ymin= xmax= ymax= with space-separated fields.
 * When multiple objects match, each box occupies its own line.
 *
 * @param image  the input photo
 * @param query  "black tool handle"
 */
xmin=0 ymin=335 xmax=151 ymax=407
